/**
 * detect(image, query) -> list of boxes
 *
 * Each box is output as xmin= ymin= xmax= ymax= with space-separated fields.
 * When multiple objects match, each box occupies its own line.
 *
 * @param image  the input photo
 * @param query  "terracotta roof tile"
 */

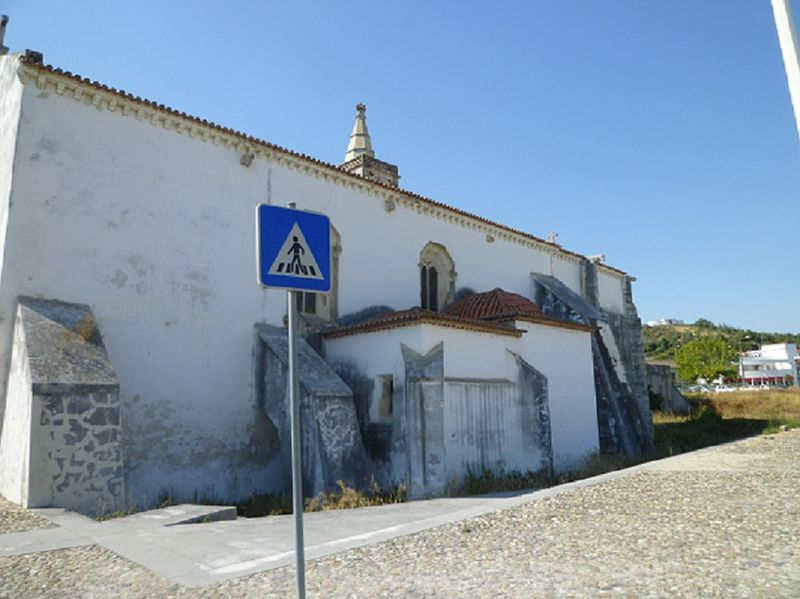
xmin=444 ymin=288 xmax=542 ymax=321
xmin=445 ymin=289 xmax=596 ymax=333
xmin=16 ymin=56 xmax=632 ymax=277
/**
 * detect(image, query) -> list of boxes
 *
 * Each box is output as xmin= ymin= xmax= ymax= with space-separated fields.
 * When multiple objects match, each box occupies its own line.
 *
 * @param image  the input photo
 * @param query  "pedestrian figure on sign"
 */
xmin=288 ymin=236 xmax=307 ymax=275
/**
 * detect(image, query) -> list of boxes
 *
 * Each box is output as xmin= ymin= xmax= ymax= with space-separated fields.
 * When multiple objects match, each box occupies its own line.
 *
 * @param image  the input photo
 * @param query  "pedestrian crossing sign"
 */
xmin=257 ymin=204 xmax=331 ymax=292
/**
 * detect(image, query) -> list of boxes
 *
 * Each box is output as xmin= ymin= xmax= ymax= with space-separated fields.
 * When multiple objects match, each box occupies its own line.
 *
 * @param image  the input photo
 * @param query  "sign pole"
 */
xmin=257 ymin=199 xmax=329 ymax=599
xmin=286 ymin=201 xmax=306 ymax=599
xmin=287 ymin=288 xmax=306 ymax=598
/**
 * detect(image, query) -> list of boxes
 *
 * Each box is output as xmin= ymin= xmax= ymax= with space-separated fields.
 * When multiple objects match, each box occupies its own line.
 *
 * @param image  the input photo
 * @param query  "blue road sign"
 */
xmin=257 ymin=204 xmax=331 ymax=292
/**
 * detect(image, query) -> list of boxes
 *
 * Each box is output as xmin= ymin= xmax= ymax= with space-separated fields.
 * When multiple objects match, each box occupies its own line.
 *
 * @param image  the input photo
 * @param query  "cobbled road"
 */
xmin=1 ymin=430 xmax=798 ymax=598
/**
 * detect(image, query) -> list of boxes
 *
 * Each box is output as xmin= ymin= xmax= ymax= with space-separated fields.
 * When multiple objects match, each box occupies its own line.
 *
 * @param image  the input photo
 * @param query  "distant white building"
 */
xmin=739 ymin=343 xmax=799 ymax=387
xmin=645 ymin=318 xmax=684 ymax=327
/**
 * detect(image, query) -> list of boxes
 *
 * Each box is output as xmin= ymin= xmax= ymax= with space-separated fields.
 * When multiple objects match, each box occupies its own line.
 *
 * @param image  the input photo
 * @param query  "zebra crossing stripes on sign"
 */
xmin=268 ymin=223 xmax=324 ymax=280
xmin=257 ymin=204 xmax=331 ymax=292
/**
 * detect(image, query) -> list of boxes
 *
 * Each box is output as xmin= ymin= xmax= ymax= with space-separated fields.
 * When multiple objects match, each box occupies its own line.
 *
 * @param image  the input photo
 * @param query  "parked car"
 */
xmin=685 ymin=384 xmax=712 ymax=393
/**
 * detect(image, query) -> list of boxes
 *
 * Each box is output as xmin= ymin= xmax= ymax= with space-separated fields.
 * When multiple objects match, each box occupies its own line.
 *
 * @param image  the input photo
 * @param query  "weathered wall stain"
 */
xmin=122 ymin=394 xmax=281 ymax=506
xmin=258 ymin=325 xmax=367 ymax=496
xmin=108 ymin=269 xmax=128 ymax=289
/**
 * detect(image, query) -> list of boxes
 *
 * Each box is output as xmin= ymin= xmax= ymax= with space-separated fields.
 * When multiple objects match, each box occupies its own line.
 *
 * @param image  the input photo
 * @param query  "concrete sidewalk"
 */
xmin=0 ymin=434 xmax=796 ymax=594
xmin=0 ymin=489 xmax=564 ymax=587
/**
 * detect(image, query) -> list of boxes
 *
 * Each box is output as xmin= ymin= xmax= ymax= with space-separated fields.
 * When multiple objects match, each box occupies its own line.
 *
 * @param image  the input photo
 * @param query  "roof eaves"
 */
xmin=18 ymin=57 xmax=629 ymax=278
xmin=323 ymin=313 xmax=524 ymax=340
xmin=496 ymin=314 xmax=597 ymax=333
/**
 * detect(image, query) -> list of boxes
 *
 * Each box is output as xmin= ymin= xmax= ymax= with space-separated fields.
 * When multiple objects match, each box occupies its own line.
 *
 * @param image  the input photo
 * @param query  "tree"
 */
xmin=675 ymin=337 xmax=737 ymax=383
xmin=694 ymin=318 xmax=716 ymax=329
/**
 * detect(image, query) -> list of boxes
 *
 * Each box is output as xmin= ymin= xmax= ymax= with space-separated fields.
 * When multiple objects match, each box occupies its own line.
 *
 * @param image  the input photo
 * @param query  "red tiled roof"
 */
xmin=16 ymin=56 xmax=632 ymax=277
xmin=444 ymin=288 xmax=542 ymax=321
xmin=445 ymin=289 xmax=595 ymax=333
xmin=322 ymin=307 xmax=524 ymax=339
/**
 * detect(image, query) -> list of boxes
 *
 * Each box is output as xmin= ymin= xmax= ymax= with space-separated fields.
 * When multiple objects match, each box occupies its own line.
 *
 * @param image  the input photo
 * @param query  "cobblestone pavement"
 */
xmin=0 ymin=498 xmax=55 ymax=535
xmin=1 ymin=431 xmax=798 ymax=598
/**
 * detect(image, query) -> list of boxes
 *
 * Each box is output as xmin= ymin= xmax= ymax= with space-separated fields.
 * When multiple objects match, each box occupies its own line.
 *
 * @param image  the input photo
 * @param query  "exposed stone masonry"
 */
xmin=0 ymin=297 xmax=124 ymax=516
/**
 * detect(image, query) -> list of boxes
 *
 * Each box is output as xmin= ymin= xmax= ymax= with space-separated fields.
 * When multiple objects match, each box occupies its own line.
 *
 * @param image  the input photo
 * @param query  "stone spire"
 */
xmin=340 ymin=103 xmax=399 ymax=188
xmin=344 ymin=103 xmax=375 ymax=162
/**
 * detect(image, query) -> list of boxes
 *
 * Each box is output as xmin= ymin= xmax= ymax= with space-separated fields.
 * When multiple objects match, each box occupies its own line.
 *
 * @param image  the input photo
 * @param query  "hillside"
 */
xmin=643 ymin=320 xmax=800 ymax=362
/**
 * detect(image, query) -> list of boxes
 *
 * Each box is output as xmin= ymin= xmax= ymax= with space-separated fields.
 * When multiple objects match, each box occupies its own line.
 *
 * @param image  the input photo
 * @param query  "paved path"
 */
xmin=0 ymin=430 xmax=798 ymax=598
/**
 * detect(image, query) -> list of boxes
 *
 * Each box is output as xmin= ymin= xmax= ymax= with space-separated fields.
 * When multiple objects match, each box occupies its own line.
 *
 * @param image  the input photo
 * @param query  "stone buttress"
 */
xmin=0 ymin=297 xmax=124 ymax=516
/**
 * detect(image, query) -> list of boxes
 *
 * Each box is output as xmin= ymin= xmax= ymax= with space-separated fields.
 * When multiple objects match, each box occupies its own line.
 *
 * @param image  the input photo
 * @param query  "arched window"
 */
xmin=420 ymin=265 xmax=439 ymax=311
xmin=419 ymin=242 xmax=454 ymax=311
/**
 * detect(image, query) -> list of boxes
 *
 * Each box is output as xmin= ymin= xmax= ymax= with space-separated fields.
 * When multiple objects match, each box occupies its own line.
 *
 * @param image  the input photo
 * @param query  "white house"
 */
xmin=645 ymin=318 xmax=684 ymax=327
xmin=739 ymin=343 xmax=799 ymax=387
xmin=0 ymin=50 xmax=653 ymax=514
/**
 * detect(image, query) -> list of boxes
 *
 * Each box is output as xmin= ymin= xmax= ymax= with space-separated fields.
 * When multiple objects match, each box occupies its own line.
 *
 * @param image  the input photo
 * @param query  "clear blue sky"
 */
xmin=4 ymin=1 xmax=799 ymax=332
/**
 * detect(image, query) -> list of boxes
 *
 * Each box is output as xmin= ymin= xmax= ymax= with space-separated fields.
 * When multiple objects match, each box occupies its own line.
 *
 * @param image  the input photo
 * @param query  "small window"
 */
xmin=376 ymin=374 xmax=394 ymax=421
xmin=297 ymin=292 xmax=317 ymax=315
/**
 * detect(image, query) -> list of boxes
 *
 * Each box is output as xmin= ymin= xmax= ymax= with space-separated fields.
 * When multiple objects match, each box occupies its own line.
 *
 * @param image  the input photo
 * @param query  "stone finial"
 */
xmin=344 ymin=102 xmax=375 ymax=162
xmin=0 ymin=15 xmax=9 ymax=56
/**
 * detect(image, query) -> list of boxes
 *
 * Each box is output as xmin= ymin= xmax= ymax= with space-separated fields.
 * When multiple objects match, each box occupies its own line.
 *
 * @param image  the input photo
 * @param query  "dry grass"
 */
xmin=653 ymin=387 xmax=800 ymax=457
xmin=305 ymin=479 xmax=407 ymax=512
xmin=214 ymin=391 xmax=800 ymax=517
xmin=456 ymin=467 xmax=551 ymax=496
xmin=452 ymin=453 xmax=639 ymax=497
xmin=238 ymin=479 xmax=407 ymax=517
xmin=707 ymin=388 xmax=800 ymax=423
xmin=553 ymin=453 xmax=638 ymax=484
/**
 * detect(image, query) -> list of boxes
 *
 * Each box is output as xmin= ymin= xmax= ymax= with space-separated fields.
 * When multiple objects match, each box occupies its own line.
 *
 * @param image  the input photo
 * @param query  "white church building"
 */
xmin=0 ymin=50 xmax=653 ymax=515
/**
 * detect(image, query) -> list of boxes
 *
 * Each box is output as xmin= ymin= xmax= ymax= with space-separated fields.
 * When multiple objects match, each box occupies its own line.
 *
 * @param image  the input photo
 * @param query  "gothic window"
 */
xmin=419 ymin=242 xmax=455 ymax=312
xmin=420 ymin=265 xmax=438 ymax=311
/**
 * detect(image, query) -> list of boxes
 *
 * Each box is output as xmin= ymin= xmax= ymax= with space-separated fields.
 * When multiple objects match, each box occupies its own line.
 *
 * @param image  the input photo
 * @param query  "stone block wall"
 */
xmin=646 ymin=363 xmax=691 ymax=415
xmin=29 ymin=390 xmax=124 ymax=514
xmin=0 ymin=297 xmax=124 ymax=516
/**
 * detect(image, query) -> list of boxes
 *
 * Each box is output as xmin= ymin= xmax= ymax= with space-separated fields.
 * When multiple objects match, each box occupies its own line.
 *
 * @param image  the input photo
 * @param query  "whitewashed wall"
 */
xmin=325 ymin=324 xmax=518 ymax=381
xmin=325 ymin=324 xmax=548 ymax=479
xmin=0 ymin=56 xmax=23 ymax=302
xmin=431 ymin=326 xmax=517 ymax=381
xmin=597 ymin=270 xmax=625 ymax=313
xmin=324 ymin=324 xmax=518 ymax=421
xmin=325 ymin=326 xmax=423 ymax=424
xmin=0 ymin=57 xmax=27 ymax=505
xmin=516 ymin=322 xmax=598 ymax=470
xmin=0 ymin=59 xmax=626 ymax=500
xmin=0 ymin=315 xmax=31 ymax=505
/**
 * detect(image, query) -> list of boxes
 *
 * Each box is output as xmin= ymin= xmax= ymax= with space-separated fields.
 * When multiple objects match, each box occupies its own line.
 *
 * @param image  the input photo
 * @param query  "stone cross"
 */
xmin=0 ymin=15 xmax=9 ymax=56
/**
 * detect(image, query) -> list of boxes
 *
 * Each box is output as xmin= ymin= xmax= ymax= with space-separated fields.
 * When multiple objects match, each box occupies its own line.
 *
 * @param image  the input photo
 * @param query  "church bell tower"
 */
xmin=339 ymin=104 xmax=400 ymax=188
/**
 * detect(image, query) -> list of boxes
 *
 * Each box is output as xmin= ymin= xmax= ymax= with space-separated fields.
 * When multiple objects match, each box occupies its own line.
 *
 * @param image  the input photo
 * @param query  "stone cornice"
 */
xmin=16 ymin=58 xmax=628 ymax=279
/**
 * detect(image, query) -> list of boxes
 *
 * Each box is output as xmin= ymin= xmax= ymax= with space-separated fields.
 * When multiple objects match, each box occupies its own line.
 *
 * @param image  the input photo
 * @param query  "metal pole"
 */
xmin=287 ymin=288 xmax=306 ymax=598
xmin=772 ymin=0 xmax=800 ymax=141
xmin=286 ymin=199 xmax=306 ymax=599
